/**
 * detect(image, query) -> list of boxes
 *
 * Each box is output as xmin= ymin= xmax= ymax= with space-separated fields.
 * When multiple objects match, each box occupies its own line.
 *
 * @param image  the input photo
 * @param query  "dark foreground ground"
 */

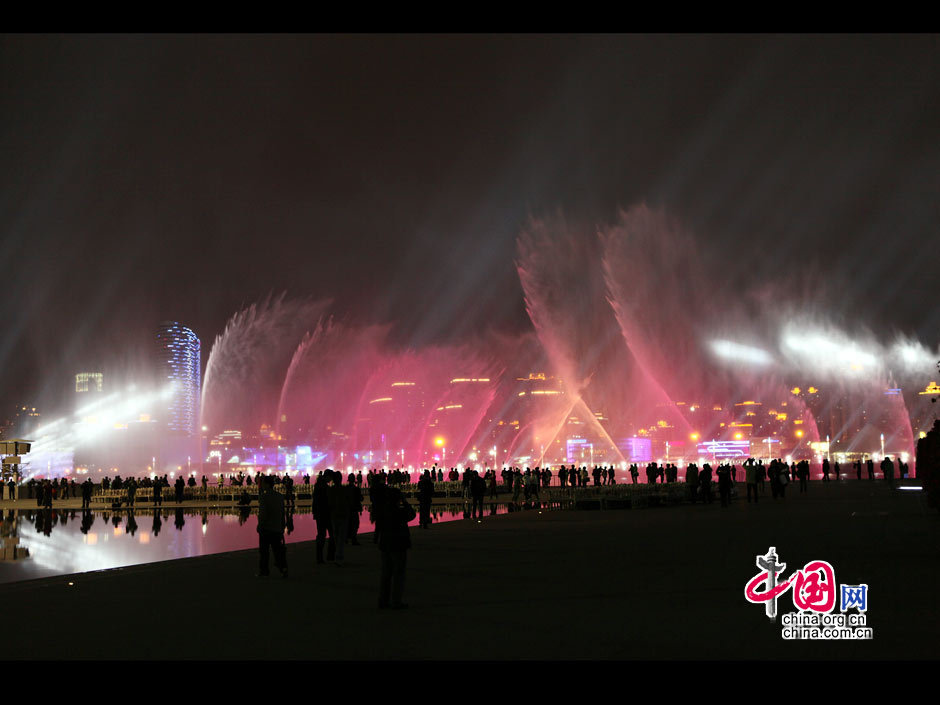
xmin=3 ymin=480 xmax=937 ymax=660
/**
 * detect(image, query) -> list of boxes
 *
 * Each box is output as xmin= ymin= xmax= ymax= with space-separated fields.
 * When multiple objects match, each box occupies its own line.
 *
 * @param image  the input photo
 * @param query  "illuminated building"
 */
xmin=209 ymin=429 xmax=243 ymax=448
xmin=155 ymin=322 xmax=201 ymax=437
xmin=618 ymin=436 xmax=652 ymax=463
xmin=4 ymin=404 xmax=41 ymax=438
xmin=566 ymin=437 xmax=592 ymax=464
xmin=75 ymin=372 xmax=103 ymax=393
xmin=353 ymin=378 xmax=432 ymax=465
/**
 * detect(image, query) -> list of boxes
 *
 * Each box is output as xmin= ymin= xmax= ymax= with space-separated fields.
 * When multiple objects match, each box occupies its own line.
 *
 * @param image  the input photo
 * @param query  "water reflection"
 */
xmin=0 ymin=501 xmax=557 ymax=585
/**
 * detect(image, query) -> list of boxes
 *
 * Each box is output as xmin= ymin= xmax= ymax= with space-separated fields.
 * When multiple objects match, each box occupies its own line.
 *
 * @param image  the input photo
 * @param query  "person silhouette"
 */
xmin=376 ymin=485 xmax=416 ymax=610
xmin=417 ymin=470 xmax=434 ymax=529
xmin=327 ymin=471 xmax=351 ymax=566
xmin=312 ymin=471 xmax=335 ymax=564
xmin=347 ymin=473 xmax=363 ymax=545
xmin=256 ymin=475 xmax=287 ymax=578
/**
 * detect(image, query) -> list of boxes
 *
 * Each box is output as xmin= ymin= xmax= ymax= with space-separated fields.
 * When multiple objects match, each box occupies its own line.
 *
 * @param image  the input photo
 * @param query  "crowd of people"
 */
xmin=6 ymin=448 xmax=922 ymax=612
xmin=6 ymin=455 xmax=912 ymax=513
xmin=252 ymin=466 xmax=414 ymax=609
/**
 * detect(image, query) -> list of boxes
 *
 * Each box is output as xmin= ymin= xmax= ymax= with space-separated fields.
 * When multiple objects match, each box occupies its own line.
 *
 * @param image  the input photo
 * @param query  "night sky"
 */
xmin=2 ymin=34 xmax=939 ymax=412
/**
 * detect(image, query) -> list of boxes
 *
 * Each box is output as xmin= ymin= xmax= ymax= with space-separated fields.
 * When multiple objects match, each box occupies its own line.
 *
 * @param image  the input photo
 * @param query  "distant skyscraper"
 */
xmin=156 ymin=322 xmax=200 ymax=437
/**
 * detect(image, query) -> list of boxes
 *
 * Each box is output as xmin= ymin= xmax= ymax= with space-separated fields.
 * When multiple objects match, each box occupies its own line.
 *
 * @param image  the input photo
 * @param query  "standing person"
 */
xmin=175 ymin=476 xmax=185 ymax=503
xmin=81 ymin=478 xmax=93 ymax=508
xmin=866 ymin=458 xmax=875 ymax=480
xmin=327 ymin=471 xmax=350 ymax=566
xmin=855 ymin=460 xmax=862 ymax=480
xmin=256 ymin=475 xmax=287 ymax=578
xmin=822 ymin=458 xmax=830 ymax=482
xmin=312 ymin=472 xmax=335 ymax=564
xmin=470 ymin=471 xmax=486 ymax=518
xmin=283 ymin=474 xmax=295 ymax=508
xmin=699 ymin=464 xmax=713 ymax=504
xmin=882 ymin=456 xmax=895 ymax=488
xmin=126 ymin=477 xmax=137 ymax=507
xmin=687 ymin=463 xmax=699 ymax=503
xmin=745 ymin=459 xmax=759 ymax=503
xmin=717 ymin=464 xmax=732 ymax=507
xmin=153 ymin=477 xmax=163 ymax=506
xmin=461 ymin=468 xmax=471 ymax=500
xmin=778 ymin=464 xmax=790 ymax=498
xmin=511 ymin=472 xmax=523 ymax=509
xmin=347 ymin=474 xmax=363 ymax=544
xmin=417 ymin=471 xmax=434 ymax=529
xmin=525 ymin=469 xmax=540 ymax=506
xmin=376 ymin=485 xmax=416 ymax=610
xmin=559 ymin=465 xmax=568 ymax=488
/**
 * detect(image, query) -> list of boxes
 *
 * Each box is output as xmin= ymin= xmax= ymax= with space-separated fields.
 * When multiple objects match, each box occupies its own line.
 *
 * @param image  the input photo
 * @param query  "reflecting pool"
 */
xmin=0 ymin=501 xmax=546 ymax=584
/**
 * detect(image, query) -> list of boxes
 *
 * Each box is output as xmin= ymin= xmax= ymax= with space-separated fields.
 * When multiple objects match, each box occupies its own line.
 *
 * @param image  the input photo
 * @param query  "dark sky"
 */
xmin=2 ymin=34 xmax=939 ymax=411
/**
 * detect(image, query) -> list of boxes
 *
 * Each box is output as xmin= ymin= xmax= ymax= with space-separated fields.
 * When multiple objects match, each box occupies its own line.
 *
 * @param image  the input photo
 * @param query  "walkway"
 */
xmin=2 ymin=480 xmax=935 ymax=659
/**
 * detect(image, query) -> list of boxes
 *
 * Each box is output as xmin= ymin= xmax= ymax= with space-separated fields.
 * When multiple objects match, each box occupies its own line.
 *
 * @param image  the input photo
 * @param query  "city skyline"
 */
xmin=2 ymin=35 xmax=939 ymax=413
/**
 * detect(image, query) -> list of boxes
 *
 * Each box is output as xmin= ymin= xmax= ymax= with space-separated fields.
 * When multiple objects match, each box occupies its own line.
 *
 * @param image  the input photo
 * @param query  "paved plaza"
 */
xmin=2 ymin=480 xmax=936 ymax=660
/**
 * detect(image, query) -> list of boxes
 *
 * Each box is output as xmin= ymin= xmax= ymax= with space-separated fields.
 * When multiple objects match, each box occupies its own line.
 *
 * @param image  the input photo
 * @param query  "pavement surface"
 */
xmin=2 ymin=480 xmax=937 ymax=660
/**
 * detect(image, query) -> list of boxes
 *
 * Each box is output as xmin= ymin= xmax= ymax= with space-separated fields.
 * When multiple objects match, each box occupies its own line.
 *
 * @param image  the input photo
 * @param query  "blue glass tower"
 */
xmin=156 ymin=322 xmax=201 ymax=437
